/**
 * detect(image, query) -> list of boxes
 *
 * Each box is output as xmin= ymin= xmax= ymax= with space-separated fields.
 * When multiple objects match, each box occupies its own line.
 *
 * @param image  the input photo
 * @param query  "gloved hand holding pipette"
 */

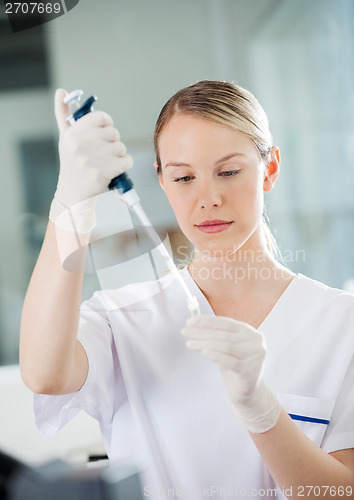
xmin=182 ymin=315 xmax=281 ymax=433
xmin=49 ymin=89 xmax=133 ymax=232
xmin=49 ymin=88 xmax=200 ymax=316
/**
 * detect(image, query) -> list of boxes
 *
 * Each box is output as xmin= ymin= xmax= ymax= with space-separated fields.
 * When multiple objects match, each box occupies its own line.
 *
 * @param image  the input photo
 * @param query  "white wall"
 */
xmin=48 ymin=0 xmax=215 ymax=140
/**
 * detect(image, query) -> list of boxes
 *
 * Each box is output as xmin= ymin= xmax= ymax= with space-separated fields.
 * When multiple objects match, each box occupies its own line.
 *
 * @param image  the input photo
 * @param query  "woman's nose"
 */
xmin=198 ymin=181 xmax=222 ymax=209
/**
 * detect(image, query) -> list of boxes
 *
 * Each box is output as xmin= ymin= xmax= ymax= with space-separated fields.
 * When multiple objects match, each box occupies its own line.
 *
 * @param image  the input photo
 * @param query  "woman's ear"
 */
xmin=263 ymin=146 xmax=280 ymax=192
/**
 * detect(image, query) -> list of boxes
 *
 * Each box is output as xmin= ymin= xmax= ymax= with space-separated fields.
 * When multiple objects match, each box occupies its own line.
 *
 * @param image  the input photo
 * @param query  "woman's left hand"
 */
xmin=182 ymin=315 xmax=281 ymax=433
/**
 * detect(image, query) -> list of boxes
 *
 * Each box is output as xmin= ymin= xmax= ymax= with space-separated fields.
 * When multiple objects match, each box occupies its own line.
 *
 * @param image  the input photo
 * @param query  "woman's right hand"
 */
xmin=53 ymin=88 xmax=133 ymax=208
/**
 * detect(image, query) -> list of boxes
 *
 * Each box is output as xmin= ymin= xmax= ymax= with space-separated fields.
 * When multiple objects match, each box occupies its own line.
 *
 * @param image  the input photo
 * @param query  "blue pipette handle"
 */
xmin=72 ymin=95 xmax=134 ymax=194
xmin=72 ymin=95 xmax=97 ymax=121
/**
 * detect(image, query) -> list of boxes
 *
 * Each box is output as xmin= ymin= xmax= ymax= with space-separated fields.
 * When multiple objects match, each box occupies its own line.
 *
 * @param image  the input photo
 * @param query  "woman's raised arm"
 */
xmin=20 ymin=89 xmax=133 ymax=395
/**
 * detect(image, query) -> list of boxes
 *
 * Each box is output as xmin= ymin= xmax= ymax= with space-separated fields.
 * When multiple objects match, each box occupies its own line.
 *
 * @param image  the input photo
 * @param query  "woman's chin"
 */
xmin=189 ymin=227 xmax=262 ymax=262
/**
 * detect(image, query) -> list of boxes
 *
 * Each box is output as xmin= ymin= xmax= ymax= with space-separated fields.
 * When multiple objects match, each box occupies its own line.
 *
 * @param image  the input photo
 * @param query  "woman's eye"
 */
xmin=219 ymin=169 xmax=241 ymax=177
xmin=173 ymin=175 xmax=194 ymax=183
xmin=173 ymin=170 xmax=240 ymax=183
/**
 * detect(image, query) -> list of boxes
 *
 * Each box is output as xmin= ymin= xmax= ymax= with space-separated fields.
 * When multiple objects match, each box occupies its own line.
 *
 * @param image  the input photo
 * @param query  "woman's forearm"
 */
xmin=251 ymin=408 xmax=354 ymax=499
xmin=20 ymin=221 xmax=89 ymax=395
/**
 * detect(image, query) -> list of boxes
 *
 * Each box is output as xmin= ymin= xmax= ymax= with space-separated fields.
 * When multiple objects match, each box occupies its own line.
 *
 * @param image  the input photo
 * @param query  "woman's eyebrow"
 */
xmin=215 ymin=152 xmax=246 ymax=164
xmin=164 ymin=161 xmax=190 ymax=168
xmin=164 ymin=153 xmax=246 ymax=169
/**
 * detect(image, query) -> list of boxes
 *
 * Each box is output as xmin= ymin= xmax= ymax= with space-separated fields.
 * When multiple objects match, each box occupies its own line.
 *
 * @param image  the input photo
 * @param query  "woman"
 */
xmin=20 ymin=81 xmax=354 ymax=498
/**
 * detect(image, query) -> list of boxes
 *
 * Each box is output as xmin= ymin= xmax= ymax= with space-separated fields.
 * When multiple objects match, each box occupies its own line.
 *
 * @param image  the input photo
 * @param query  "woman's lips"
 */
xmin=195 ymin=220 xmax=233 ymax=234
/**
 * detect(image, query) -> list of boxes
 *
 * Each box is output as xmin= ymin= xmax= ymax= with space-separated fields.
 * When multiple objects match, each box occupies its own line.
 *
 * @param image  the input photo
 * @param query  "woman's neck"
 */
xmin=188 ymin=246 xmax=295 ymax=327
xmin=188 ymin=239 xmax=294 ymax=300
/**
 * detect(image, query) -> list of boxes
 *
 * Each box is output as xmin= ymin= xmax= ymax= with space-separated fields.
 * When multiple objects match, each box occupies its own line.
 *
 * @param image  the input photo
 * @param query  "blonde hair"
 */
xmin=153 ymin=80 xmax=280 ymax=259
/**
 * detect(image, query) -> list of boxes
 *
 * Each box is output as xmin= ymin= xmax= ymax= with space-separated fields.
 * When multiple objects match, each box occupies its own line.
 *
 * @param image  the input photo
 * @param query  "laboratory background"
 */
xmin=0 ymin=0 xmax=353 ymax=468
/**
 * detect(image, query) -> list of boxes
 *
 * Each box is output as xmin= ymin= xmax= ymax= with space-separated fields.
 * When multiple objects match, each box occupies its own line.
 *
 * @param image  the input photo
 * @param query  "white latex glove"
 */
xmin=182 ymin=315 xmax=281 ymax=434
xmin=50 ymin=88 xmax=133 ymax=232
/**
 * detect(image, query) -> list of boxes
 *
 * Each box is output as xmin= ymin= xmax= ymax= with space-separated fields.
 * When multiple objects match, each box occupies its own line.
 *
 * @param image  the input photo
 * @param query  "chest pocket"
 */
xmin=277 ymin=393 xmax=335 ymax=446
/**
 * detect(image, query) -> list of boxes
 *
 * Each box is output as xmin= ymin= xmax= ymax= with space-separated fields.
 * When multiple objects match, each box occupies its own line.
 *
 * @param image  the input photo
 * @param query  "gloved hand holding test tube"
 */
xmin=64 ymin=90 xmax=200 ymax=318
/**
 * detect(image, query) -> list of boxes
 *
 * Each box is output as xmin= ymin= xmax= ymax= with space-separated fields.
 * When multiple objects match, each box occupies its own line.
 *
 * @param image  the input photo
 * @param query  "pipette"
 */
xmin=65 ymin=89 xmax=196 ymax=491
xmin=65 ymin=90 xmax=200 ymax=317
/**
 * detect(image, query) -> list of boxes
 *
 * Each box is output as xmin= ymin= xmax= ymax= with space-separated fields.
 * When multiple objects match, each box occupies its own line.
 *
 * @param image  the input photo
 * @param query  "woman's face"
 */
xmin=158 ymin=113 xmax=275 ymax=258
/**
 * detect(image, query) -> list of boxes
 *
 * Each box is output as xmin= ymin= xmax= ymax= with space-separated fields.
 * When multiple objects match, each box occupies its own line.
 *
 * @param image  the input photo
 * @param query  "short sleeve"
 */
xmin=34 ymin=291 xmax=124 ymax=436
xmin=321 ymin=354 xmax=354 ymax=453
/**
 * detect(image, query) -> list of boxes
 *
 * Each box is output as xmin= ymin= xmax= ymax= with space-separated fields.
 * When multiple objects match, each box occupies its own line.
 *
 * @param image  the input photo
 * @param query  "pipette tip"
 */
xmin=188 ymin=296 xmax=200 ymax=317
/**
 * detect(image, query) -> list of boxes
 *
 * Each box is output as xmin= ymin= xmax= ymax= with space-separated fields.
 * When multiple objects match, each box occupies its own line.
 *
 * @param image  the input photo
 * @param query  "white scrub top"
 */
xmin=34 ymin=270 xmax=354 ymax=499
